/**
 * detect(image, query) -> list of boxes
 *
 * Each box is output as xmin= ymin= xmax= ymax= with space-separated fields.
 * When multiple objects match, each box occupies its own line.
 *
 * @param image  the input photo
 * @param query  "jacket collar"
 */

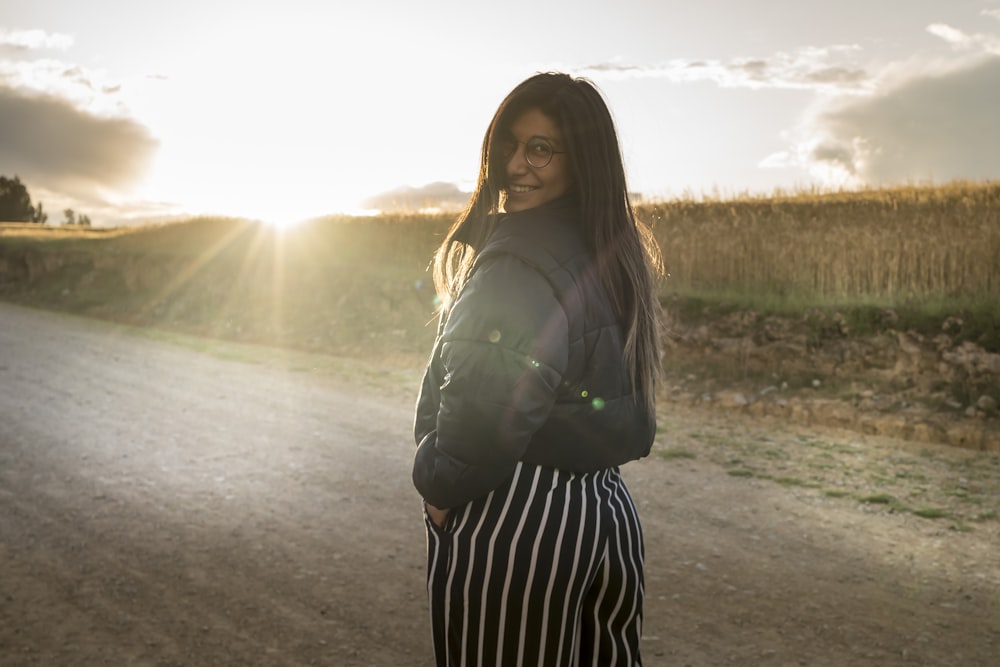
xmin=454 ymin=193 xmax=581 ymax=248
xmin=498 ymin=192 xmax=580 ymax=225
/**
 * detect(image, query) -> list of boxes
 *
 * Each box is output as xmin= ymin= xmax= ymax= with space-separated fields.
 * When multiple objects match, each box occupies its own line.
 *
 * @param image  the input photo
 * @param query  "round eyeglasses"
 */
xmin=500 ymin=136 xmax=566 ymax=169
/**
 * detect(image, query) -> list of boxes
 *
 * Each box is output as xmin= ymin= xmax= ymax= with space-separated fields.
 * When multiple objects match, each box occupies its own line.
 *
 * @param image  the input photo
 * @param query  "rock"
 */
xmin=942 ymin=342 xmax=1000 ymax=375
xmin=933 ymin=334 xmax=953 ymax=351
xmin=975 ymin=395 xmax=997 ymax=412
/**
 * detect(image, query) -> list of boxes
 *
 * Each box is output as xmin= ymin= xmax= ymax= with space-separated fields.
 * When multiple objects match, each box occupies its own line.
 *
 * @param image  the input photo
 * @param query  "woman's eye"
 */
xmin=528 ymin=141 xmax=552 ymax=157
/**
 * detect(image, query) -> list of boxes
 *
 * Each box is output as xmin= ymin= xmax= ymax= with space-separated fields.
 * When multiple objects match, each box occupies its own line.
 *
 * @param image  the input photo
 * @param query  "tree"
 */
xmin=78 ymin=214 xmax=92 ymax=227
xmin=31 ymin=201 xmax=48 ymax=224
xmin=0 ymin=175 xmax=35 ymax=222
xmin=63 ymin=208 xmax=76 ymax=225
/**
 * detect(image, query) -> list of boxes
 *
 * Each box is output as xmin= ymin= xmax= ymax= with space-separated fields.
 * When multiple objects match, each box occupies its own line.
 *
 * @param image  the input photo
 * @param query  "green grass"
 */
xmin=662 ymin=289 xmax=999 ymax=349
xmin=859 ymin=493 xmax=895 ymax=504
xmin=656 ymin=448 xmax=697 ymax=461
xmin=857 ymin=493 xmax=909 ymax=512
xmin=912 ymin=507 xmax=950 ymax=519
xmin=774 ymin=476 xmax=821 ymax=488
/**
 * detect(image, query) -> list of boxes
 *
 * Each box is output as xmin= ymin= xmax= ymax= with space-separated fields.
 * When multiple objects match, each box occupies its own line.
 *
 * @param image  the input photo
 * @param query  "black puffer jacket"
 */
xmin=412 ymin=197 xmax=655 ymax=509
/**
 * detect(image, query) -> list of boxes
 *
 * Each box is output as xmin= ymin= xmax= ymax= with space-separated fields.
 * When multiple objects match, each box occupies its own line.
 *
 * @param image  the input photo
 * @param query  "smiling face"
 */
xmin=500 ymin=108 xmax=573 ymax=213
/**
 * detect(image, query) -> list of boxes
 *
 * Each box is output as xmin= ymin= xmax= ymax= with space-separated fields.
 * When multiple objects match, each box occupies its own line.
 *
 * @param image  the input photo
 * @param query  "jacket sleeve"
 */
xmin=412 ymin=254 xmax=568 ymax=508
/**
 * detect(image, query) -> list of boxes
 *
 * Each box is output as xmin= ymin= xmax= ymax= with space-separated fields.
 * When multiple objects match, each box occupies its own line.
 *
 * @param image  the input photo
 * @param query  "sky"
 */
xmin=2 ymin=0 xmax=999 ymax=227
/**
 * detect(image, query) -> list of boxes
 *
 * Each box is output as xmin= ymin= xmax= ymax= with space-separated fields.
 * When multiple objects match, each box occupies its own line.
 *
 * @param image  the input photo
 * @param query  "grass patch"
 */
xmin=824 ymin=489 xmax=852 ymax=498
xmin=858 ymin=493 xmax=909 ymax=511
xmin=945 ymin=488 xmax=975 ymax=502
xmin=912 ymin=507 xmax=950 ymax=519
xmin=895 ymin=471 xmax=929 ymax=483
xmin=688 ymin=431 xmax=738 ymax=446
xmin=727 ymin=469 xmax=755 ymax=478
xmin=859 ymin=493 xmax=895 ymax=504
xmin=656 ymin=448 xmax=697 ymax=461
xmin=662 ymin=290 xmax=999 ymax=351
xmin=802 ymin=439 xmax=860 ymax=455
xmin=774 ymin=476 xmax=820 ymax=488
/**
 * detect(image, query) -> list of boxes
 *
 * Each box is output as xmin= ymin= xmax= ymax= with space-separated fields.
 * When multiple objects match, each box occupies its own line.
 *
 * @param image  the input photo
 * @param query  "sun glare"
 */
xmin=260 ymin=216 xmax=307 ymax=231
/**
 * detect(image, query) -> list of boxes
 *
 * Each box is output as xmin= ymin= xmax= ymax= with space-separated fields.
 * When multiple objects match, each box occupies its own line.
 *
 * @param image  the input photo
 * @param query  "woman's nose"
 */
xmin=506 ymin=147 xmax=529 ymax=174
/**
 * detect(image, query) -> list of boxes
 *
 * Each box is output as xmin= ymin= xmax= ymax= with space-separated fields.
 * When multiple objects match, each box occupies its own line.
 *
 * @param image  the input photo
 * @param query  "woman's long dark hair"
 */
xmin=432 ymin=72 xmax=664 ymax=410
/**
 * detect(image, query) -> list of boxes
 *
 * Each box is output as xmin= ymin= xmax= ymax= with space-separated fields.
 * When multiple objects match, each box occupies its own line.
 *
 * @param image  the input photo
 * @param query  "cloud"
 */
xmin=795 ymin=56 xmax=1000 ymax=186
xmin=578 ymin=45 xmax=872 ymax=93
xmin=0 ymin=28 xmax=73 ymax=51
xmin=927 ymin=23 xmax=1000 ymax=54
xmin=362 ymin=181 xmax=470 ymax=212
xmin=0 ymin=31 xmax=154 ymax=206
xmin=0 ymin=84 xmax=158 ymax=200
xmin=0 ymin=57 xmax=129 ymax=116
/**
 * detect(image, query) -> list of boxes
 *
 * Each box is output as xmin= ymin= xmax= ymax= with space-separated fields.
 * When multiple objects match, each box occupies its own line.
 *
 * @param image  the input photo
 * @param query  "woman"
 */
xmin=412 ymin=72 xmax=663 ymax=666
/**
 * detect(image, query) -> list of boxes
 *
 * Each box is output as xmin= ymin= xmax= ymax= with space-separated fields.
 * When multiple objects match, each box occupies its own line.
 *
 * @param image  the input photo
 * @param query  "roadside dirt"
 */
xmin=1 ymin=302 xmax=997 ymax=666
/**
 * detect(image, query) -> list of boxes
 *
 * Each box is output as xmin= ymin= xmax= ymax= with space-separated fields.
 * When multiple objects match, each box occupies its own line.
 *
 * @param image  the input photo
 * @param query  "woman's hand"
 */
xmin=425 ymin=502 xmax=450 ymax=528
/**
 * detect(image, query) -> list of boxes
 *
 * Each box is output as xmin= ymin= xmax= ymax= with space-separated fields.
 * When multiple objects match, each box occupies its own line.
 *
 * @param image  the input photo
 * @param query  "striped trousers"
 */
xmin=424 ymin=462 xmax=644 ymax=666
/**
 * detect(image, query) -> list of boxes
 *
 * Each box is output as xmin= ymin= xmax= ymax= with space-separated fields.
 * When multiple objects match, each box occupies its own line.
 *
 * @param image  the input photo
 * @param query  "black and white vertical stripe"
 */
xmin=424 ymin=462 xmax=644 ymax=666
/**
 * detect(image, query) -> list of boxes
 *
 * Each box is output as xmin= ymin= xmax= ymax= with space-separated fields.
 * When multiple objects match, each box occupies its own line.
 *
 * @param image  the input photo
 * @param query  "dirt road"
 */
xmin=1 ymin=302 xmax=997 ymax=666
